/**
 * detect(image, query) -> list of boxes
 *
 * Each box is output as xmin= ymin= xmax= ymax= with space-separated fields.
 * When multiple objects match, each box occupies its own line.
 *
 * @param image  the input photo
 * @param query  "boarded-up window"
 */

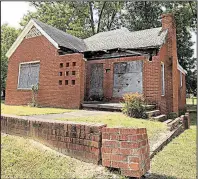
xmin=161 ymin=63 xmax=165 ymax=96
xmin=18 ymin=62 xmax=40 ymax=89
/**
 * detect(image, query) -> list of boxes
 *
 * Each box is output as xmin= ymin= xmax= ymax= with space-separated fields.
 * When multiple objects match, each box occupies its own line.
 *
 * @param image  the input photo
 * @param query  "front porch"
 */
xmin=82 ymin=101 xmax=156 ymax=111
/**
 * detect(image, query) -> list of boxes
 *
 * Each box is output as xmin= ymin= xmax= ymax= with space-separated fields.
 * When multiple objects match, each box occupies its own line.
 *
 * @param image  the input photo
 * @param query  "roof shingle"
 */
xmin=33 ymin=19 xmax=168 ymax=52
xmin=33 ymin=19 xmax=87 ymax=52
xmin=84 ymin=27 xmax=168 ymax=52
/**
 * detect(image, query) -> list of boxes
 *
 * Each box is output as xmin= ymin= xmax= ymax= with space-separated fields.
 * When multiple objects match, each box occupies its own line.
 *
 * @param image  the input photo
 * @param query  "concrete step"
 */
xmin=143 ymin=104 xmax=156 ymax=111
xmin=152 ymin=114 xmax=167 ymax=122
xmin=81 ymin=103 xmax=122 ymax=111
xmin=146 ymin=110 xmax=160 ymax=118
xmin=163 ymin=119 xmax=173 ymax=124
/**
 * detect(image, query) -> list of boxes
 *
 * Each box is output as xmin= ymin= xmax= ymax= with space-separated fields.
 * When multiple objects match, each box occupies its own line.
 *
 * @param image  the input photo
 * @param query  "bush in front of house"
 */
xmin=122 ymin=93 xmax=146 ymax=118
xmin=28 ymin=84 xmax=39 ymax=107
xmin=167 ymin=112 xmax=178 ymax=119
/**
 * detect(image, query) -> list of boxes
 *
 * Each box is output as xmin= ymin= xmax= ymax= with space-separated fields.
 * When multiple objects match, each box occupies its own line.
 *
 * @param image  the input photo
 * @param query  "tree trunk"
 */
xmin=89 ymin=2 xmax=95 ymax=35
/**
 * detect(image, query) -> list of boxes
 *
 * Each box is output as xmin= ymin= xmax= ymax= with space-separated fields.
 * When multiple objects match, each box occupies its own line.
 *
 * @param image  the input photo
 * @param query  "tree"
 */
xmin=17 ymin=1 xmax=198 ymax=93
xmin=163 ymin=2 xmax=197 ymax=94
xmin=1 ymin=24 xmax=19 ymax=95
xmin=123 ymin=1 xmax=197 ymax=94
xmin=20 ymin=1 xmax=124 ymax=38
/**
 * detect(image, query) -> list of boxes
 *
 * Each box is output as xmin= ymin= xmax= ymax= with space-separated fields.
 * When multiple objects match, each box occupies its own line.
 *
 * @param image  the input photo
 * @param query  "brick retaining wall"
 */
xmin=1 ymin=114 xmax=106 ymax=164
xmin=1 ymin=114 xmax=150 ymax=178
xmin=102 ymin=127 xmax=150 ymax=178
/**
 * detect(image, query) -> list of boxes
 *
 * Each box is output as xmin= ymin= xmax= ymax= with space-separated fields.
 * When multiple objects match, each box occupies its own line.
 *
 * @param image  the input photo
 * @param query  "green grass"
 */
xmin=1 ymin=134 xmax=124 ymax=179
xmin=149 ymin=112 xmax=197 ymax=179
xmin=1 ymin=103 xmax=74 ymax=116
xmin=56 ymin=113 xmax=167 ymax=143
xmin=186 ymin=97 xmax=197 ymax=105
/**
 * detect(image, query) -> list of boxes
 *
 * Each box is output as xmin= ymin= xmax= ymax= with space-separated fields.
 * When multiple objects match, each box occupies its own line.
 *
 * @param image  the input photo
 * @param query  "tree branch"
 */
xmin=89 ymin=1 xmax=95 ymax=35
xmin=97 ymin=2 xmax=106 ymax=33
xmin=108 ymin=10 xmax=116 ymax=30
xmin=189 ymin=2 xmax=196 ymax=18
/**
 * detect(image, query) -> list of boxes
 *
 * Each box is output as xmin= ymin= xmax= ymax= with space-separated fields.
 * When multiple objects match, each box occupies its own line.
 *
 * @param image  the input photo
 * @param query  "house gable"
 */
xmin=6 ymin=19 xmax=59 ymax=58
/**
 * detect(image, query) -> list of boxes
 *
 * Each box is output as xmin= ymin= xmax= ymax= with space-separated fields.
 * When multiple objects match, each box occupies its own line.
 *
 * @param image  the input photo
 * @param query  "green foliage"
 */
xmin=56 ymin=113 xmax=167 ymax=142
xmin=28 ymin=84 xmax=39 ymax=107
xmin=164 ymin=2 xmax=197 ymax=94
xmin=123 ymin=2 xmax=197 ymax=94
xmin=1 ymin=24 xmax=19 ymax=90
xmin=167 ymin=112 xmax=178 ymax=119
xmin=1 ymin=103 xmax=74 ymax=116
xmin=122 ymin=93 xmax=146 ymax=118
xmin=2 ymin=134 xmax=123 ymax=178
xmin=2 ymin=2 xmax=197 ymax=94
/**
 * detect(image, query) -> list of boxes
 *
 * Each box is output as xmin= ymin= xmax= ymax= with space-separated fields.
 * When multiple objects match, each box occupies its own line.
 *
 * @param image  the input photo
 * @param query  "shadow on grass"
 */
xmin=145 ymin=173 xmax=178 ymax=179
xmin=189 ymin=112 xmax=197 ymax=126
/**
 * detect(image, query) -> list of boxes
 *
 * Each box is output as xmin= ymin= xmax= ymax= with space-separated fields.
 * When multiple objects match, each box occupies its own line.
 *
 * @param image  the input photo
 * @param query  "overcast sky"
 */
xmin=1 ymin=1 xmax=197 ymax=58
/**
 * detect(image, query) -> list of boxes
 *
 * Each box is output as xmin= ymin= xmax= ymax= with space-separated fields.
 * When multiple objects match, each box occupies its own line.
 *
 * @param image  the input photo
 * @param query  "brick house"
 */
xmin=5 ymin=13 xmax=186 ymax=114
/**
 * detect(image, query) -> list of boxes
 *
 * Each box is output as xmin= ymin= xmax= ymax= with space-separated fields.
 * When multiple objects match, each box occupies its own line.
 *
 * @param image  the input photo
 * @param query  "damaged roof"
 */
xmin=6 ymin=19 xmax=168 ymax=58
xmin=33 ymin=19 xmax=168 ymax=52
xmin=84 ymin=27 xmax=168 ymax=52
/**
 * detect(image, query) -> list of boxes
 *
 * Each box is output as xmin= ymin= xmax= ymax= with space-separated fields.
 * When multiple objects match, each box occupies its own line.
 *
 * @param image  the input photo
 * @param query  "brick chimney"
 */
xmin=161 ymin=13 xmax=179 ymax=114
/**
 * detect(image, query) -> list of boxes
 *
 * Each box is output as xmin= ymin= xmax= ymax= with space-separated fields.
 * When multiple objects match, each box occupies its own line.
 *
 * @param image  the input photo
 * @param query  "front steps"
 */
xmin=152 ymin=114 xmax=167 ymax=122
xmin=82 ymin=101 xmax=156 ymax=112
xmin=146 ymin=110 xmax=161 ymax=118
xmin=82 ymin=101 xmax=169 ymax=122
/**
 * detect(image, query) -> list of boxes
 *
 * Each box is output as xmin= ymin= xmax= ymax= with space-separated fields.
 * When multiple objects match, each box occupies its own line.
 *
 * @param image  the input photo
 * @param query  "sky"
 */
xmin=1 ymin=1 xmax=197 ymax=58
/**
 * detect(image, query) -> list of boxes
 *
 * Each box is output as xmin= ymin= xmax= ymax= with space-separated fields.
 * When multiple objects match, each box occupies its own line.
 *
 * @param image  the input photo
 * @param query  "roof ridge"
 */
xmin=32 ymin=18 xmax=87 ymax=52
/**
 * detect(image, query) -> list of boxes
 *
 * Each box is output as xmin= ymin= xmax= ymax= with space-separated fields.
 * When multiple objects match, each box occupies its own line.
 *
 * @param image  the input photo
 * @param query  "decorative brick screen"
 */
xmin=101 ymin=127 xmax=150 ymax=178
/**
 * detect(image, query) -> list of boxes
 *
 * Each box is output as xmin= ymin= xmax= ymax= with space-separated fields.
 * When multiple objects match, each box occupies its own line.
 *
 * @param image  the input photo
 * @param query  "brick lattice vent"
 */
xmin=102 ymin=127 xmax=150 ymax=178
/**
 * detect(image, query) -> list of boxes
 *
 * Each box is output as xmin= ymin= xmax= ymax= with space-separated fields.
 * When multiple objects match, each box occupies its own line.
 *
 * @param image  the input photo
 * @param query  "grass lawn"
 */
xmin=1 ymin=134 xmax=124 ymax=179
xmin=1 ymin=103 xmax=74 ymax=116
xmin=56 ymin=113 xmax=168 ymax=143
xmin=149 ymin=112 xmax=197 ymax=179
xmin=186 ymin=97 xmax=197 ymax=105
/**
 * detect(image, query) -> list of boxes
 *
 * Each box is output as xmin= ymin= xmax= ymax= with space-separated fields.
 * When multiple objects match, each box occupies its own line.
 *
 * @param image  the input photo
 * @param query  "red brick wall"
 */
xmin=85 ymin=13 xmax=185 ymax=114
xmin=85 ymin=53 xmax=174 ymax=114
xmin=1 ymin=114 xmax=150 ymax=178
xmin=178 ymin=71 xmax=186 ymax=111
xmin=1 ymin=114 xmax=106 ymax=164
xmin=102 ymin=127 xmax=150 ymax=178
xmin=5 ymin=35 xmax=85 ymax=108
xmin=162 ymin=13 xmax=179 ymax=114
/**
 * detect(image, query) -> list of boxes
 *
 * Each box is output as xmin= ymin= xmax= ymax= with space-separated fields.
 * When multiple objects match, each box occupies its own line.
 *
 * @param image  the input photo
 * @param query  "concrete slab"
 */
xmin=26 ymin=110 xmax=118 ymax=120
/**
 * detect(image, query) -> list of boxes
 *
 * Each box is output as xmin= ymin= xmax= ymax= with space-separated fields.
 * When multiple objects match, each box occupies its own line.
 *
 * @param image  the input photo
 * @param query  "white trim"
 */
xmin=161 ymin=62 xmax=165 ymax=96
xmin=177 ymin=62 xmax=187 ymax=74
xmin=6 ymin=19 xmax=59 ymax=58
xmin=19 ymin=60 xmax=40 ymax=65
xmin=17 ymin=60 xmax=40 ymax=90
xmin=180 ymin=71 xmax=183 ymax=87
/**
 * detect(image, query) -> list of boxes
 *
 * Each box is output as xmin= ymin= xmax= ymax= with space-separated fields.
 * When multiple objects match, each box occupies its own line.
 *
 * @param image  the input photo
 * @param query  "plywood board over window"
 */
xmin=18 ymin=61 xmax=40 ymax=90
xmin=113 ymin=60 xmax=143 ymax=97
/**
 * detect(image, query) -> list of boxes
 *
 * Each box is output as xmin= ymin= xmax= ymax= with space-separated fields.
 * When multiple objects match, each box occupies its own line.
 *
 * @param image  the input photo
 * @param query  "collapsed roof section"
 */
xmin=6 ymin=19 xmax=167 ymax=57
xmin=84 ymin=27 xmax=168 ymax=52
xmin=6 ymin=19 xmax=186 ymax=74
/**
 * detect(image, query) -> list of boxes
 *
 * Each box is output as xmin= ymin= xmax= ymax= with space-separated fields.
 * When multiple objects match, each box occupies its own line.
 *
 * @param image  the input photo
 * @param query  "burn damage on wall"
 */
xmin=84 ymin=48 xmax=158 ymax=61
xmin=113 ymin=61 xmax=143 ymax=97
xmin=84 ymin=48 xmax=158 ymax=101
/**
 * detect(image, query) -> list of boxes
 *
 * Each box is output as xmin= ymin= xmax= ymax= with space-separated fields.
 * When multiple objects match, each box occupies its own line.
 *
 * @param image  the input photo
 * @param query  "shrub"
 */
xmin=122 ymin=93 xmax=146 ymax=118
xmin=167 ymin=112 xmax=178 ymax=119
xmin=28 ymin=84 xmax=39 ymax=107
